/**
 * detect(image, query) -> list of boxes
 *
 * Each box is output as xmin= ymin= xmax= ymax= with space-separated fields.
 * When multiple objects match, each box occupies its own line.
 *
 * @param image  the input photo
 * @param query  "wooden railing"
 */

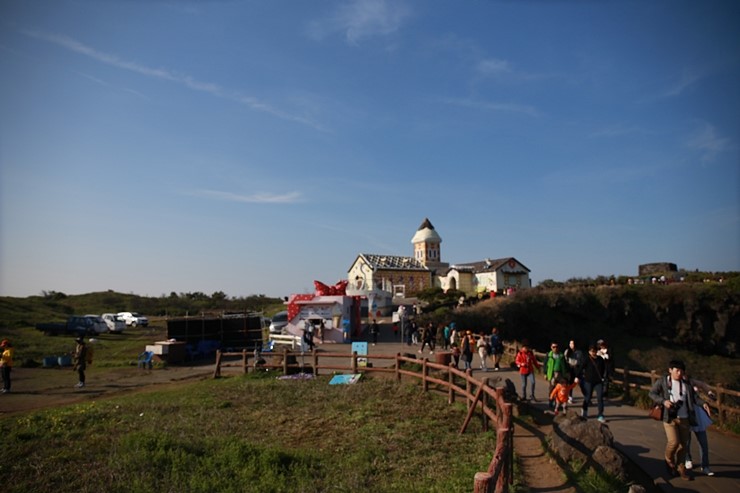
xmin=213 ymin=348 xmax=514 ymax=492
xmin=500 ymin=342 xmax=740 ymax=428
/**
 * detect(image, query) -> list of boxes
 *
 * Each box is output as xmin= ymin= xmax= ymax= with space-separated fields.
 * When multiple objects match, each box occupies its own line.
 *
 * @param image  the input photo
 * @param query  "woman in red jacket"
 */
xmin=515 ymin=341 xmax=541 ymax=401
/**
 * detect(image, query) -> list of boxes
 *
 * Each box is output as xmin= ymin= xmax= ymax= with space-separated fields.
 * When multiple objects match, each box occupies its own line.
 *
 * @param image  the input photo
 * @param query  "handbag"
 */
xmin=648 ymin=404 xmax=664 ymax=421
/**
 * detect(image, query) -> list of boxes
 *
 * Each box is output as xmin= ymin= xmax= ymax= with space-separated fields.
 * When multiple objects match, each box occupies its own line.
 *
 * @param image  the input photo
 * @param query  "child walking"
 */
xmin=549 ymin=376 xmax=579 ymax=415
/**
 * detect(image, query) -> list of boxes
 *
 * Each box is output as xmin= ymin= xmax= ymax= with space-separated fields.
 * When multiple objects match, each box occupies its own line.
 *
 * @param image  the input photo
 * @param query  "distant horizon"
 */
xmin=8 ymin=264 xmax=736 ymax=301
xmin=2 ymin=1 xmax=738 ymax=300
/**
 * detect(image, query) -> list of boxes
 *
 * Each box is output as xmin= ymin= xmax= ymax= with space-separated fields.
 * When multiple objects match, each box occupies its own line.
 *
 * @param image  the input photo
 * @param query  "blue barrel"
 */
xmin=43 ymin=356 xmax=58 ymax=368
xmin=58 ymin=355 xmax=72 ymax=367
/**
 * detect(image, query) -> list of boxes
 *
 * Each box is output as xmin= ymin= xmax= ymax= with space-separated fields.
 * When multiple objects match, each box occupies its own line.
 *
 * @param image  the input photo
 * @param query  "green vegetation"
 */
xmin=0 ymin=290 xmax=285 ymax=328
xmin=1 ymin=376 xmax=498 ymax=493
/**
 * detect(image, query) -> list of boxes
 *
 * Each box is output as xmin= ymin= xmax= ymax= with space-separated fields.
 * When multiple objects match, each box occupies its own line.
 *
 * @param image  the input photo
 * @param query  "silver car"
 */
xmin=268 ymin=311 xmax=289 ymax=334
xmin=102 ymin=313 xmax=126 ymax=333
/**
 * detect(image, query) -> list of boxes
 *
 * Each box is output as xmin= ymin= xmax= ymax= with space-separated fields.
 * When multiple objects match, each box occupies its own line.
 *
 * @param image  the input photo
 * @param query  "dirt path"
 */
xmin=0 ymin=364 xmax=214 ymax=416
xmin=515 ymin=418 xmax=577 ymax=493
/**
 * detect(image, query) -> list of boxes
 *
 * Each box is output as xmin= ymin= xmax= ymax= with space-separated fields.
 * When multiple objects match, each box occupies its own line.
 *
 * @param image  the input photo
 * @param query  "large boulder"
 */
xmin=549 ymin=413 xmax=628 ymax=480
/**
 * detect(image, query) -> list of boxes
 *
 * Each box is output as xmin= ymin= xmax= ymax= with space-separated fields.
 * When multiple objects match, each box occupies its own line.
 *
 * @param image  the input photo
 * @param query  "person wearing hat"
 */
xmin=649 ymin=359 xmax=705 ymax=481
xmin=72 ymin=337 xmax=88 ymax=388
xmin=0 ymin=339 xmax=13 ymax=394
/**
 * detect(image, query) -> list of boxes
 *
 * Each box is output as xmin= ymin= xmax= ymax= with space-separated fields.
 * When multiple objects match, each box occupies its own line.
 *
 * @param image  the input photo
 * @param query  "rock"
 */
xmin=549 ymin=413 xmax=628 ymax=480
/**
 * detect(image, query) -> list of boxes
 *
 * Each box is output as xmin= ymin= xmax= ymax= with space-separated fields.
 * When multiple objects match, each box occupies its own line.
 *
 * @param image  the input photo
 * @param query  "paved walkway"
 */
xmin=317 ymin=335 xmax=740 ymax=493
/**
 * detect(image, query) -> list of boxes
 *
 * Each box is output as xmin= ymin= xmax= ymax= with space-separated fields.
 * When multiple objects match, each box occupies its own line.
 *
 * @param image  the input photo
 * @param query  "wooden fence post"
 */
xmin=312 ymin=350 xmax=319 ymax=376
xmin=242 ymin=349 xmax=248 ymax=374
xmin=351 ymin=351 xmax=358 ymax=374
xmin=622 ymin=366 xmax=630 ymax=401
xmin=213 ymin=350 xmax=222 ymax=378
xmin=466 ymin=369 xmax=473 ymax=410
xmin=396 ymin=353 xmax=401 ymax=382
xmin=650 ymin=370 xmax=657 ymax=387
xmin=282 ymin=348 xmax=289 ymax=375
xmin=423 ymin=358 xmax=429 ymax=392
xmin=716 ymin=383 xmax=725 ymax=427
xmin=474 ymin=471 xmax=493 ymax=493
xmin=449 ymin=363 xmax=455 ymax=404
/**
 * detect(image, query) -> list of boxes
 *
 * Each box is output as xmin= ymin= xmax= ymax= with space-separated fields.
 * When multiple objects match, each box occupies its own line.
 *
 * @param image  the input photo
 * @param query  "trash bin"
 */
xmin=435 ymin=352 xmax=452 ymax=366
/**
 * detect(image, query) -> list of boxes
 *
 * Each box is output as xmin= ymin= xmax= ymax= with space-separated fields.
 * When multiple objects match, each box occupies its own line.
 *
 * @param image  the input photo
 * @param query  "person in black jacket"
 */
xmin=578 ymin=344 xmax=607 ymax=422
xmin=649 ymin=360 xmax=704 ymax=481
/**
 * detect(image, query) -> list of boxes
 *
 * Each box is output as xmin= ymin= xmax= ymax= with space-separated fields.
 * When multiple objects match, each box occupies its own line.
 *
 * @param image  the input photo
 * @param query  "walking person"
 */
xmin=460 ymin=331 xmax=474 ymax=371
xmin=476 ymin=332 xmax=489 ymax=371
xmin=489 ymin=327 xmax=504 ymax=371
xmin=563 ymin=339 xmax=584 ymax=403
xmin=370 ymin=319 xmax=380 ymax=346
xmin=545 ymin=342 xmax=568 ymax=408
xmin=685 ymin=379 xmax=715 ymax=476
xmin=515 ymin=341 xmax=541 ymax=401
xmin=578 ymin=343 xmax=606 ymax=422
xmin=1 ymin=339 xmax=13 ymax=394
xmin=442 ymin=323 xmax=451 ymax=350
xmin=549 ymin=376 xmax=579 ymax=415
xmin=73 ymin=337 xmax=88 ymax=388
xmin=649 ymin=360 xmax=704 ymax=481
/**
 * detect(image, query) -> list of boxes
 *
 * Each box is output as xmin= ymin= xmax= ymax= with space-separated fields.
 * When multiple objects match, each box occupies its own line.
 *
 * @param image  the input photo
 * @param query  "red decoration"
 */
xmin=313 ymin=280 xmax=348 ymax=296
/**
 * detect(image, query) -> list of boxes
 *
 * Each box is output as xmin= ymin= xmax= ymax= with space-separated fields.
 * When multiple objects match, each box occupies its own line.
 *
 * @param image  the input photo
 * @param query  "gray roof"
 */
xmin=358 ymin=254 xmax=429 ymax=271
xmin=451 ymin=257 xmax=531 ymax=273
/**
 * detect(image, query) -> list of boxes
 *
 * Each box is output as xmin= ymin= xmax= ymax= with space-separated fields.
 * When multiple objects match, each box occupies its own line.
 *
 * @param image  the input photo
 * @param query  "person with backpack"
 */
xmin=578 ymin=343 xmax=607 ymax=422
xmin=73 ymin=337 xmax=89 ymax=388
xmin=515 ymin=341 xmax=541 ymax=401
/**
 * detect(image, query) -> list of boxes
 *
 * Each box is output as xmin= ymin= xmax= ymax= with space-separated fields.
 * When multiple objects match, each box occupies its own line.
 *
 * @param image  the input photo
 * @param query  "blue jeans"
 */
xmin=686 ymin=430 xmax=709 ymax=468
xmin=520 ymin=373 xmax=535 ymax=399
xmin=581 ymin=380 xmax=604 ymax=417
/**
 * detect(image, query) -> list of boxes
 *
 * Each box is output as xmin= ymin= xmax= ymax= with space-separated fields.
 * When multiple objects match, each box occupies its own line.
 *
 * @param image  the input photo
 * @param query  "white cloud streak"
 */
xmin=308 ymin=0 xmax=410 ymax=45
xmin=441 ymin=97 xmax=540 ymax=117
xmin=22 ymin=29 xmax=327 ymax=131
xmin=687 ymin=122 xmax=731 ymax=164
xmin=192 ymin=189 xmax=303 ymax=204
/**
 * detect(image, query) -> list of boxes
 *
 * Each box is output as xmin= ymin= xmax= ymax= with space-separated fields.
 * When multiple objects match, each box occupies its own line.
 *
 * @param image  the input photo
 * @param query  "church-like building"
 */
xmin=346 ymin=218 xmax=531 ymax=300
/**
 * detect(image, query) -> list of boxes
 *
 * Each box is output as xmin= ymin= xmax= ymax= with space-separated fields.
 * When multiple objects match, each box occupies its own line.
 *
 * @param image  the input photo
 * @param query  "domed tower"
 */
xmin=411 ymin=218 xmax=445 ymax=268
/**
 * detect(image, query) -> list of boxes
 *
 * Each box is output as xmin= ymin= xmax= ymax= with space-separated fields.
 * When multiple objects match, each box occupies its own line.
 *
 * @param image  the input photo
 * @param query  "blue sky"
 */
xmin=1 ymin=0 xmax=738 ymax=299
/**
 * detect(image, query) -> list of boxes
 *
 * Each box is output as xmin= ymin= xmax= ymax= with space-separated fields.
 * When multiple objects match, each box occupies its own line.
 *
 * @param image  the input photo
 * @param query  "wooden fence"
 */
xmin=499 ymin=342 xmax=740 ymax=428
xmin=213 ymin=348 xmax=514 ymax=493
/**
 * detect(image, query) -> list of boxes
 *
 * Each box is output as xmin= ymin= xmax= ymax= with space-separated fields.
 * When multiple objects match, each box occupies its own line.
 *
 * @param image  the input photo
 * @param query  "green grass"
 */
xmin=1 ymin=375 xmax=499 ymax=493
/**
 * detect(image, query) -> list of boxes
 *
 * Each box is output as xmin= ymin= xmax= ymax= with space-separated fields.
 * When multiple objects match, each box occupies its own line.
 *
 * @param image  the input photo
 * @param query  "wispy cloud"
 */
xmin=661 ymin=68 xmax=702 ymax=98
xmin=441 ymin=97 xmax=540 ymax=117
xmin=687 ymin=122 xmax=731 ymax=164
xmin=74 ymin=70 xmax=148 ymax=99
xmin=589 ymin=124 xmax=654 ymax=139
xmin=192 ymin=189 xmax=303 ymax=204
xmin=476 ymin=58 xmax=512 ymax=77
xmin=307 ymin=0 xmax=411 ymax=45
xmin=22 ymin=29 xmax=327 ymax=131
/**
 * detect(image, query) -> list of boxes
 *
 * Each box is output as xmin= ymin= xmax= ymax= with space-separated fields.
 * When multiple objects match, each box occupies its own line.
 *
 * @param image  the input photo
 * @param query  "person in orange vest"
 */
xmin=1 ymin=339 xmax=14 ymax=394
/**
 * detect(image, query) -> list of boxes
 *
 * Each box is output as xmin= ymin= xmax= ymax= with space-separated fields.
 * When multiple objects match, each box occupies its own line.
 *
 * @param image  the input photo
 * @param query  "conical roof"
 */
xmin=411 ymin=217 xmax=442 ymax=243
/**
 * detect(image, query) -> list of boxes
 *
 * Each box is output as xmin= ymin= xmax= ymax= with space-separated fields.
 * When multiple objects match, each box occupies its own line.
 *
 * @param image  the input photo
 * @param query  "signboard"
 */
xmin=352 ymin=341 xmax=368 ymax=368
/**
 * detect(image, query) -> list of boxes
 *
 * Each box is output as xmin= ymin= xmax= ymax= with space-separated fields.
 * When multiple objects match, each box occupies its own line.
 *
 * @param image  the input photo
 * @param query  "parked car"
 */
xmin=36 ymin=316 xmax=105 ymax=337
xmin=268 ymin=311 xmax=289 ymax=334
xmin=116 ymin=312 xmax=149 ymax=327
xmin=101 ymin=313 xmax=126 ymax=333
xmin=82 ymin=315 xmax=110 ymax=334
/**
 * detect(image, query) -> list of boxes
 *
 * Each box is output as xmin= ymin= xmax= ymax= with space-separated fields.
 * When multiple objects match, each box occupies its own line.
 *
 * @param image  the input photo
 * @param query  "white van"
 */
xmin=117 ymin=312 xmax=149 ymax=327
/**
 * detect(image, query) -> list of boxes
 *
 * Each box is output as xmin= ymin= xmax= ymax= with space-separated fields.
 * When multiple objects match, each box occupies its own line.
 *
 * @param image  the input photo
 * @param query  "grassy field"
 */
xmin=1 ymin=373 xmax=500 ymax=493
